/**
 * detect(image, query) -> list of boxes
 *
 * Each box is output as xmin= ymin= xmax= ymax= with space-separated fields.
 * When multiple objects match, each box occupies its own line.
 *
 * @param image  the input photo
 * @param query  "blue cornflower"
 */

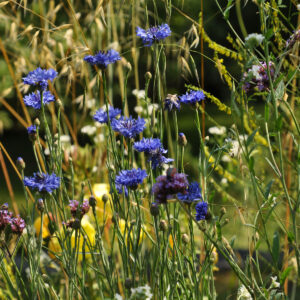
xmin=115 ymin=168 xmax=147 ymax=189
xmin=136 ymin=24 xmax=171 ymax=46
xmin=114 ymin=183 xmax=129 ymax=197
xmin=111 ymin=116 xmax=145 ymax=139
xmin=195 ymin=201 xmax=208 ymax=221
xmin=84 ymin=49 xmax=121 ymax=69
xmin=93 ymin=106 xmax=121 ymax=124
xmin=23 ymin=172 xmax=60 ymax=193
xmin=177 ymin=182 xmax=202 ymax=204
xmin=27 ymin=125 xmax=37 ymax=135
xmin=134 ymin=138 xmax=162 ymax=153
xmin=23 ymin=90 xmax=55 ymax=109
xmin=179 ymin=89 xmax=205 ymax=105
xmin=23 ymin=67 xmax=57 ymax=90
xmin=164 ymin=94 xmax=180 ymax=111
xmin=149 ymin=151 xmax=174 ymax=169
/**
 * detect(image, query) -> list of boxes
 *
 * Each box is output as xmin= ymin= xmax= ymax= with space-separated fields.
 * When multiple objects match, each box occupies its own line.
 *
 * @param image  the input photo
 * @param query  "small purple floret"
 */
xmin=195 ymin=201 xmax=208 ymax=221
xmin=115 ymin=168 xmax=147 ymax=189
xmin=177 ymin=182 xmax=202 ymax=204
xmin=84 ymin=49 xmax=121 ymax=69
xmin=136 ymin=24 xmax=171 ymax=47
xmin=24 ymin=90 xmax=55 ymax=109
xmin=93 ymin=106 xmax=121 ymax=124
xmin=23 ymin=67 xmax=57 ymax=90
xmin=179 ymin=90 xmax=205 ymax=105
xmin=23 ymin=172 xmax=60 ymax=193
xmin=111 ymin=116 xmax=145 ymax=139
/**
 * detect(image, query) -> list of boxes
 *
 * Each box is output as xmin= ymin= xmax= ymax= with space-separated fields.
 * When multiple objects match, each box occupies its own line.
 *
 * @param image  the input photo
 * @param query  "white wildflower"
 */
xmin=81 ymin=125 xmax=97 ymax=136
xmin=225 ymin=138 xmax=240 ymax=157
xmin=134 ymin=105 xmax=144 ymax=114
xmin=114 ymin=294 xmax=123 ymax=300
xmin=237 ymin=285 xmax=252 ymax=300
xmin=132 ymin=89 xmax=145 ymax=99
xmin=270 ymin=276 xmax=280 ymax=289
xmin=221 ymin=178 xmax=228 ymax=185
xmin=208 ymin=126 xmax=226 ymax=136
xmin=221 ymin=155 xmax=231 ymax=162
xmin=148 ymin=104 xmax=159 ymax=115
xmin=130 ymin=284 xmax=153 ymax=299
xmin=245 ymin=33 xmax=264 ymax=48
xmin=94 ymin=134 xmax=105 ymax=144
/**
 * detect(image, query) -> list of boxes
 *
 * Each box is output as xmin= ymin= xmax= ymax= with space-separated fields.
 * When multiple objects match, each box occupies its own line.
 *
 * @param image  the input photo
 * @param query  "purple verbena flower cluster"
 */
xmin=242 ymin=61 xmax=275 ymax=93
xmin=152 ymin=168 xmax=189 ymax=204
xmin=111 ymin=116 xmax=146 ymax=139
xmin=136 ymin=24 xmax=171 ymax=47
xmin=84 ymin=49 xmax=121 ymax=69
xmin=94 ymin=106 xmax=121 ymax=124
xmin=69 ymin=199 xmax=90 ymax=218
xmin=23 ymin=67 xmax=57 ymax=90
xmin=23 ymin=90 xmax=55 ymax=109
xmin=0 ymin=204 xmax=25 ymax=235
xmin=23 ymin=172 xmax=60 ymax=193
xmin=115 ymin=168 xmax=147 ymax=189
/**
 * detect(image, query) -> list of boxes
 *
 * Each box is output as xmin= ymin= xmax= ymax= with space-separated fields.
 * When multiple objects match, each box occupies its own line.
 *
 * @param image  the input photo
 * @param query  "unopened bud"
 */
xmin=16 ymin=157 xmax=25 ymax=170
xmin=102 ymin=194 xmax=109 ymax=204
xmin=224 ymin=218 xmax=229 ymax=225
xmin=178 ymin=133 xmax=187 ymax=146
xmin=37 ymin=199 xmax=44 ymax=212
xmin=159 ymin=220 xmax=168 ymax=232
xmin=89 ymin=196 xmax=97 ymax=208
xmin=145 ymin=71 xmax=152 ymax=80
xmin=220 ymin=207 xmax=226 ymax=217
xmin=1 ymin=203 xmax=9 ymax=210
xmin=126 ymin=62 xmax=132 ymax=72
xmin=56 ymin=99 xmax=63 ymax=109
xmin=182 ymin=233 xmax=190 ymax=244
xmin=34 ymin=118 xmax=40 ymax=126
xmin=150 ymin=202 xmax=159 ymax=217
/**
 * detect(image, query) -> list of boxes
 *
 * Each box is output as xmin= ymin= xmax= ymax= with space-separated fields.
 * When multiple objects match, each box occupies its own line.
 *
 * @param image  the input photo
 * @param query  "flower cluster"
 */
xmin=179 ymin=89 xmax=205 ymax=105
xmin=69 ymin=199 xmax=90 ymax=218
xmin=23 ymin=90 xmax=55 ymax=109
xmin=177 ymin=182 xmax=202 ymax=204
xmin=23 ymin=172 xmax=60 ymax=193
xmin=136 ymin=24 xmax=171 ymax=46
xmin=242 ymin=61 xmax=275 ymax=93
xmin=286 ymin=29 xmax=300 ymax=49
xmin=152 ymin=168 xmax=189 ymax=204
xmin=94 ymin=106 xmax=121 ymax=124
xmin=23 ymin=67 xmax=57 ymax=90
xmin=111 ymin=116 xmax=145 ymax=139
xmin=134 ymin=138 xmax=173 ymax=169
xmin=115 ymin=168 xmax=147 ymax=189
xmin=84 ymin=49 xmax=121 ymax=69
xmin=0 ymin=204 xmax=25 ymax=235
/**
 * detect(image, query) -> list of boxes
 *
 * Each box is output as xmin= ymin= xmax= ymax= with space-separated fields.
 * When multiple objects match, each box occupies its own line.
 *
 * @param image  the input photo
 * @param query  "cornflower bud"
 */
xmin=145 ymin=71 xmax=152 ymax=80
xmin=178 ymin=133 xmax=187 ymax=146
xmin=150 ymin=202 xmax=159 ymax=217
xmin=89 ymin=196 xmax=97 ymax=208
xmin=37 ymin=199 xmax=44 ymax=212
xmin=16 ymin=157 xmax=26 ymax=171
xmin=102 ymin=194 xmax=109 ymax=204
xmin=159 ymin=220 xmax=168 ymax=232
xmin=34 ymin=118 xmax=40 ymax=126
xmin=182 ymin=233 xmax=190 ymax=244
xmin=125 ymin=278 xmax=132 ymax=289
xmin=220 ymin=207 xmax=226 ymax=217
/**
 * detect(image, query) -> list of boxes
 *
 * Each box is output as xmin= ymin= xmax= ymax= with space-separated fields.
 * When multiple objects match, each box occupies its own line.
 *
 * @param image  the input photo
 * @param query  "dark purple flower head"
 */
xmin=27 ymin=125 xmax=37 ymax=135
xmin=286 ymin=29 xmax=300 ymax=49
xmin=242 ymin=61 xmax=275 ymax=93
xmin=23 ymin=68 xmax=57 ymax=90
xmin=195 ymin=201 xmax=208 ymax=221
xmin=24 ymin=90 xmax=55 ymax=109
xmin=23 ymin=172 xmax=60 ymax=193
xmin=69 ymin=199 xmax=90 ymax=218
xmin=180 ymin=89 xmax=205 ymax=105
xmin=152 ymin=168 xmax=189 ymax=204
xmin=11 ymin=216 xmax=26 ymax=234
xmin=111 ymin=116 xmax=145 ymax=139
xmin=164 ymin=94 xmax=180 ymax=111
xmin=93 ymin=106 xmax=121 ymax=124
xmin=177 ymin=182 xmax=202 ymax=204
xmin=84 ymin=49 xmax=121 ymax=69
xmin=136 ymin=24 xmax=171 ymax=47
xmin=115 ymin=168 xmax=147 ymax=189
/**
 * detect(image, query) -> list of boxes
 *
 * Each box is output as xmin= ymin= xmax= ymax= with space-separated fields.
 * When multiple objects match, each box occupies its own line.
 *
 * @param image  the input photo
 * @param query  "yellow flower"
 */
xmin=90 ymin=183 xmax=113 ymax=219
xmin=48 ymin=216 xmax=96 ymax=261
xmin=34 ymin=214 xmax=53 ymax=239
xmin=117 ymin=219 xmax=146 ymax=246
